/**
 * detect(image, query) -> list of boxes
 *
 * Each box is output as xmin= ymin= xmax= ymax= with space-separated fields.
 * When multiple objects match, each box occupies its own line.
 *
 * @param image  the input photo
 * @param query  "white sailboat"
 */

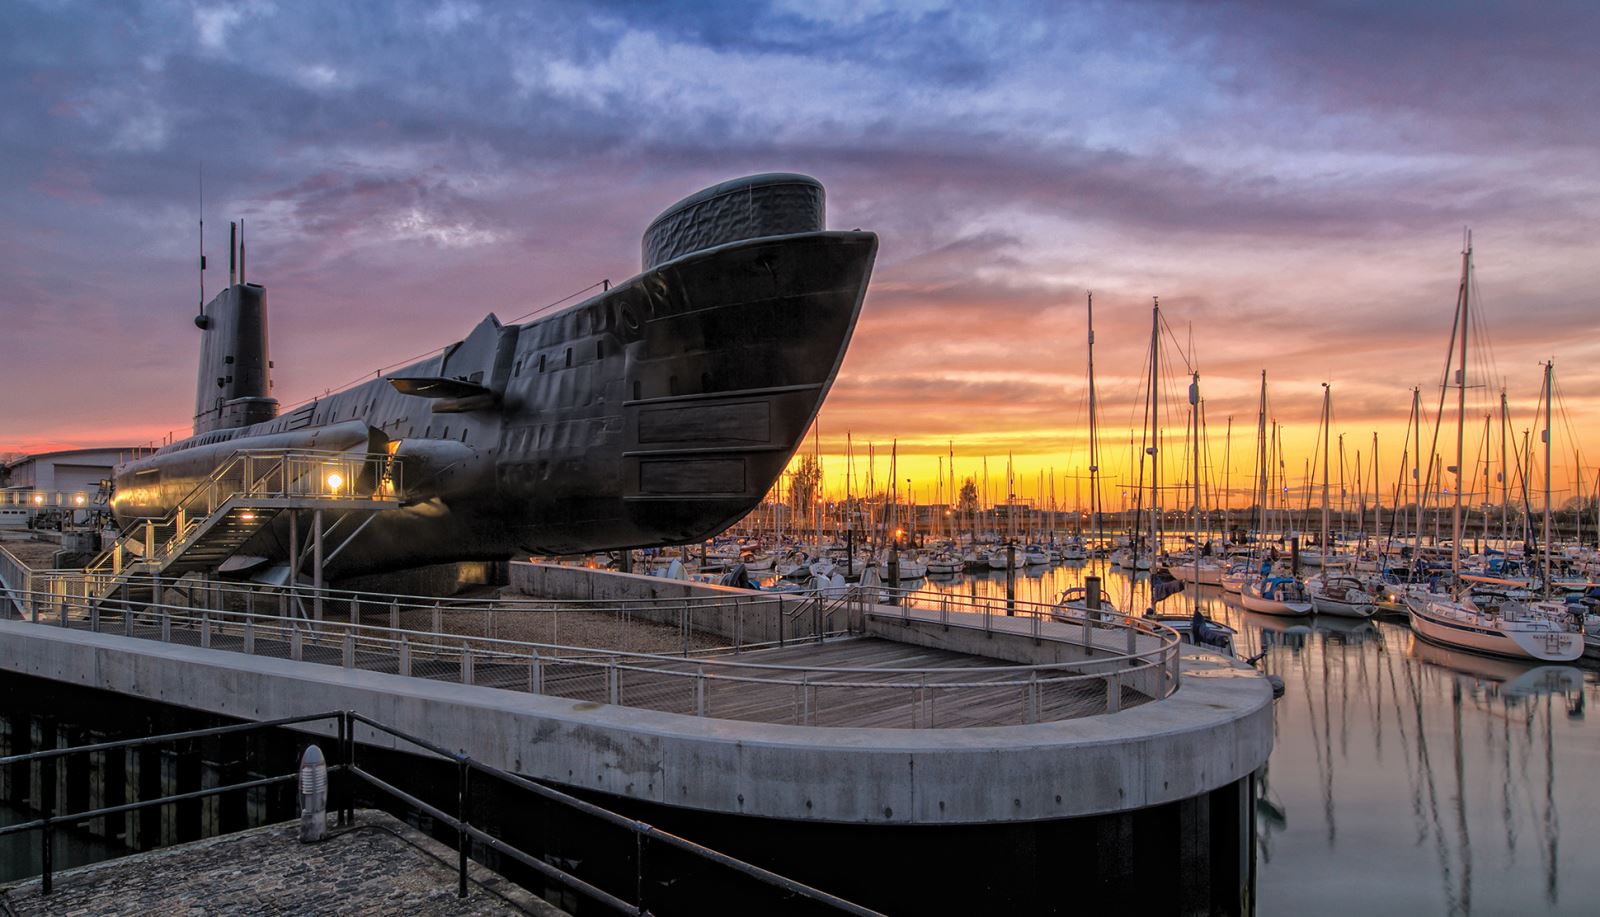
xmin=1405 ymin=241 xmax=1582 ymax=662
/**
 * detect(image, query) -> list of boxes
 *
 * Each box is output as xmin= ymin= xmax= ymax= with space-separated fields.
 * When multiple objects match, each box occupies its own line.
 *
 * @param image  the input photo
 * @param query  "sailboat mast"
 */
xmin=1372 ymin=431 xmax=1382 ymax=545
xmin=1321 ymin=383 xmax=1331 ymax=569
xmin=1223 ymin=416 xmax=1233 ymax=539
xmin=1087 ymin=292 xmax=1104 ymax=567
xmin=1256 ymin=371 xmax=1268 ymax=546
xmin=1500 ymin=390 xmax=1510 ymax=546
xmin=1412 ymin=387 xmax=1422 ymax=551
xmin=1191 ymin=370 xmax=1201 ymax=604
xmin=1543 ymin=360 xmax=1553 ymax=598
xmin=1149 ymin=298 xmax=1161 ymax=561
xmin=1452 ymin=237 xmax=1470 ymax=593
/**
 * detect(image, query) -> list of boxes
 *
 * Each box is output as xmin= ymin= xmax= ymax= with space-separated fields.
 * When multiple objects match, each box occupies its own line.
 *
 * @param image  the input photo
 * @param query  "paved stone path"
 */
xmin=2 ymin=810 xmax=565 ymax=915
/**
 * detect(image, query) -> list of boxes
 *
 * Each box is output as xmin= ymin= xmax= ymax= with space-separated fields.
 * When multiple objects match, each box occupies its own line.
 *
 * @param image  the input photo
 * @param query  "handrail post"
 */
xmin=40 ymin=811 xmax=53 ymax=896
xmin=336 ymin=712 xmax=350 ymax=828
xmin=457 ymin=758 xmax=469 ymax=899
xmin=399 ymin=636 xmax=411 ymax=677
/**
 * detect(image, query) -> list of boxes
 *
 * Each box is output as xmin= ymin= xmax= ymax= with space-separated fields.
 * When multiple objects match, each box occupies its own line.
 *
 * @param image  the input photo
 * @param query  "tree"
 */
xmin=787 ymin=454 xmax=822 ymax=517
xmin=957 ymin=477 xmax=979 ymax=514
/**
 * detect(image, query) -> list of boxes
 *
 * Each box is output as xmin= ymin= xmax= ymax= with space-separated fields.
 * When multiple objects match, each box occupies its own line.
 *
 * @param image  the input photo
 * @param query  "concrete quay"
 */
xmin=0 ymin=606 xmax=1271 ymax=826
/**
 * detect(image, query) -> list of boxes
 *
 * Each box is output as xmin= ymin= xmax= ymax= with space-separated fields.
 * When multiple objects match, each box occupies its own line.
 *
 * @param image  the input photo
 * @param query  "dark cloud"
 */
xmin=1 ymin=0 xmax=1596 ymax=496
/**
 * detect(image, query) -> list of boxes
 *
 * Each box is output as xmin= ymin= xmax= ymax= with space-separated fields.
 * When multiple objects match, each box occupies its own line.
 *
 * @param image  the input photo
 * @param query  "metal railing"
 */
xmin=0 ymin=711 xmax=340 ymax=896
xmin=0 ymin=542 xmax=31 ymax=616
xmin=86 ymin=448 xmax=401 ymax=578
xmin=0 ymin=710 xmax=880 ymax=915
xmin=4 ymin=581 xmax=1181 ymax=727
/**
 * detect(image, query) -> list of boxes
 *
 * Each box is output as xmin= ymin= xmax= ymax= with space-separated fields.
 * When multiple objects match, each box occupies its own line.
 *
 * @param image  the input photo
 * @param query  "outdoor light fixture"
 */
xmin=73 ymin=495 xmax=84 ymax=505
xmin=326 ymin=472 xmax=344 ymax=491
xmin=32 ymin=495 xmax=43 ymax=505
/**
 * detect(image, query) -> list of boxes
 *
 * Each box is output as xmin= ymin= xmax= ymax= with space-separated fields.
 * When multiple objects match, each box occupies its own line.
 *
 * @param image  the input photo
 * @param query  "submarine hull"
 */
xmin=112 ymin=228 xmax=876 ymax=578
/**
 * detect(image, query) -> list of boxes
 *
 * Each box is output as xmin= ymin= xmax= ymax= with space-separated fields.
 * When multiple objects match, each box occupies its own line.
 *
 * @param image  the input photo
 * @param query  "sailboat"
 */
xmin=1307 ymin=384 xmax=1377 ymax=617
xmin=1405 ymin=240 xmax=1582 ymax=662
xmin=1057 ymin=292 xmax=1122 ymax=619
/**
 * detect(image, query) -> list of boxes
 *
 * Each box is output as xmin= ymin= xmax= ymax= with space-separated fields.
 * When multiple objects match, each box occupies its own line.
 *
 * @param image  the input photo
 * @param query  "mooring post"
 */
xmin=888 ymin=544 xmax=900 ymax=604
xmin=1006 ymin=543 xmax=1016 ymax=615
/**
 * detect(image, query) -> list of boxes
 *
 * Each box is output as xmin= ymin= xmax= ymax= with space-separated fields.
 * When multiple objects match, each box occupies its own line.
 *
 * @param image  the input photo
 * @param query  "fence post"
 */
xmin=432 ymin=602 xmax=442 ymax=634
xmin=399 ymin=637 xmax=411 ymax=677
xmin=801 ymin=673 xmax=812 ymax=725
xmin=1025 ymin=671 xmax=1040 ymax=724
xmin=695 ymin=665 xmax=706 ymax=716
xmin=244 ymin=616 xmax=255 ymax=655
xmin=1126 ymin=619 xmax=1137 ymax=656
xmin=160 ymin=610 xmax=170 ymax=643
xmin=389 ymin=600 xmax=399 ymax=632
xmin=40 ymin=796 xmax=53 ymax=896
xmin=291 ymin=628 xmax=303 ymax=661
xmin=201 ymin=611 xmax=211 ymax=649
xmin=529 ymin=651 xmax=542 ymax=694
xmin=351 ymin=597 xmax=359 ymax=628
xmin=1106 ymin=671 xmax=1122 ymax=714
xmin=461 ymin=650 xmax=474 ymax=686
xmin=607 ymin=659 xmax=620 ymax=705
xmin=343 ymin=633 xmax=355 ymax=669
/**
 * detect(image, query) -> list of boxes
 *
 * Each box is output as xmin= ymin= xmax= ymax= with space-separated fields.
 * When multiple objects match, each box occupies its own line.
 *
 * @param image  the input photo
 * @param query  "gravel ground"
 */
xmin=0 ymin=532 xmax=63 ymax=569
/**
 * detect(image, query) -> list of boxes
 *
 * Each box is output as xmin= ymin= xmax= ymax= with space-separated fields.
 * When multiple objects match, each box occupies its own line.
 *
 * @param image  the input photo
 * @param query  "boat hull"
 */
xmin=1408 ymin=603 xmax=1584 ymax=662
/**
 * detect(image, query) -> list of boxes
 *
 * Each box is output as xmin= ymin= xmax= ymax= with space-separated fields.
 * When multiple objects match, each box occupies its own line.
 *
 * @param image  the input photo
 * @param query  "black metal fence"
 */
xmin=0 ymin=710 xmax=880 ymax=916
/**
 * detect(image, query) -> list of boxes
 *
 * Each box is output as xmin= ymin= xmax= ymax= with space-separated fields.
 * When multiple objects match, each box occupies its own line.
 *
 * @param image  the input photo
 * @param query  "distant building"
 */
xmin=1 ymin=447 xmax=138 ymax=527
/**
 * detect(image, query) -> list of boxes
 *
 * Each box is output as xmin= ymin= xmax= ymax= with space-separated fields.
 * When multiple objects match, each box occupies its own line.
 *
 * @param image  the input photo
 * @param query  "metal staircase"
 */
xmin=84 ymin=449 xmax=402 ymax=599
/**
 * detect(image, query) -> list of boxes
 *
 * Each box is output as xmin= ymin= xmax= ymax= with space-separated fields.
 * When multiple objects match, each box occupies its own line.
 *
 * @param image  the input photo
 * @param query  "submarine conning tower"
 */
xmin=642 ymin=172 xmax=824 ymax=270
xmin=192 ymin=221 xmax=278 ymax=436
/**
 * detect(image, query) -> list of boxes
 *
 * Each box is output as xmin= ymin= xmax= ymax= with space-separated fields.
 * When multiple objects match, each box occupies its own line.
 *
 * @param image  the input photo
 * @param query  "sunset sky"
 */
xmin=3 ymin=1 xmax=1598 ymax=509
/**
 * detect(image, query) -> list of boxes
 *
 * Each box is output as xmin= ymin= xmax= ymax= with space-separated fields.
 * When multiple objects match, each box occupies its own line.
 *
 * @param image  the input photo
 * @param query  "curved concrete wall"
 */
xmin=0 ymin=619 xmax=1272 ymax=826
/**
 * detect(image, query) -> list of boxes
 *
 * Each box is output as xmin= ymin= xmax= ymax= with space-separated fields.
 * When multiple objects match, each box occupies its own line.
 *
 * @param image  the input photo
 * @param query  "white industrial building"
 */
xmin=1 ymin=447 xmax=137 ymax=526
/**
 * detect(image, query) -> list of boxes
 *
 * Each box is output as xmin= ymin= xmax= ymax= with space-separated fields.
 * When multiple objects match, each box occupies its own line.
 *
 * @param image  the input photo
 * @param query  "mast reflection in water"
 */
xmin=903 ymin=561 xmax=1594 ymax=916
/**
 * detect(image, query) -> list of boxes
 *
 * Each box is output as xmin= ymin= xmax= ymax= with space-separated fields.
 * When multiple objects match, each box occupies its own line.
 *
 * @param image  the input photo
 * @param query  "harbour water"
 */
xmin=902 ymin=560 xmax=1598 ymax=916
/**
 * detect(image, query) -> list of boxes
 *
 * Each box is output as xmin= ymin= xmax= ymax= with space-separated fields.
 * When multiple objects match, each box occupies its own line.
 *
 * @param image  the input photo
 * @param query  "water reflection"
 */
xmin=904 ymin=561 xmax=1596 ymax=916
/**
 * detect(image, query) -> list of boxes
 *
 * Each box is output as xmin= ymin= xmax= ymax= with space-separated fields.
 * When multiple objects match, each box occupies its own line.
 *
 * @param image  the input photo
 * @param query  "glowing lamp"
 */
xmin=74 ymin=495 xmax=85 ymax=506
xmin=32 ymin=495 xmax=43 ymax=505
xmin=326 ymin=472 xmax=344 ymax=491
xmin=239 ymin=512 xmax=257 ymax=522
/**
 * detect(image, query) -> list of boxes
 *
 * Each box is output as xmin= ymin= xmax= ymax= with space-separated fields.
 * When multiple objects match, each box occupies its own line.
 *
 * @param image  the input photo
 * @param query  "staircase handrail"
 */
xmin=85 ymin=449 xmax=399 ymax=576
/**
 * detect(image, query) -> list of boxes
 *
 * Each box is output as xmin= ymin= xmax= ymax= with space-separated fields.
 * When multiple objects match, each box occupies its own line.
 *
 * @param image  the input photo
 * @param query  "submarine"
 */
xmin=110 ymin=173 xmax=877 ymax=579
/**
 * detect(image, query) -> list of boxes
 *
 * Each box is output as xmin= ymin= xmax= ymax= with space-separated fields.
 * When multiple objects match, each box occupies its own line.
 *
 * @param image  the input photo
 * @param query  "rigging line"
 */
xmin=1156 ymin=311 xmax=1197 ymax=373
